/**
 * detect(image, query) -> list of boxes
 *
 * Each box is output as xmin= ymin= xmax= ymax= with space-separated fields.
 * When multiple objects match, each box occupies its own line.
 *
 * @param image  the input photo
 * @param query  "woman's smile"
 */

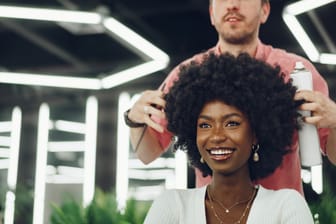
xmin=207 ymin=147 xmax=235 ymax=161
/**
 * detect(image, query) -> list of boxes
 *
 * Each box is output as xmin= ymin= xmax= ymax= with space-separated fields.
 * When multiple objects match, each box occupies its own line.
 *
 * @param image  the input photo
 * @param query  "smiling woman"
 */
xmin=196 ymin=100 xmax=255 ymax=178
xmin=144 ymin=52 xmax=314 ymax=224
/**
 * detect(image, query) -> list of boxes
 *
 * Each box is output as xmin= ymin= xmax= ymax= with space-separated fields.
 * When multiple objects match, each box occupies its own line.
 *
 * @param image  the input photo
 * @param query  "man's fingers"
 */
xmin=144 ymin=116 xmax=165 ymax=133
xmin=299 ymin=102 xmax=318 ymax=112
xmin=303 ymin=116 xmax=322 ymax=126
xmin=295 ymin=90 xmax=325 ymax=103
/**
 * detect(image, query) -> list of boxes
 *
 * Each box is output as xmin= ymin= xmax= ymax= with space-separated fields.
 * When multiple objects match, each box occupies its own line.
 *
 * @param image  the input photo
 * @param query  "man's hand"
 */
xmin=295 ymin=90 xmax=336 ymax=129
xmin=128 ymin=89 xmax=166 ymax=133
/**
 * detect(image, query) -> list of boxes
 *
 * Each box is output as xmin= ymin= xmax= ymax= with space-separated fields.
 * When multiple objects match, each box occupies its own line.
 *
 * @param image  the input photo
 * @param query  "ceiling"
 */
xmin=0 ymin=0 xmax=335 ymax=106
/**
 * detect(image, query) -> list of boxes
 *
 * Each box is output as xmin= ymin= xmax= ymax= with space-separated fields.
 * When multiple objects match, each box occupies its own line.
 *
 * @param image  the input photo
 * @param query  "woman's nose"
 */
xmin=209 ymin=127 xmax=227 ymax=142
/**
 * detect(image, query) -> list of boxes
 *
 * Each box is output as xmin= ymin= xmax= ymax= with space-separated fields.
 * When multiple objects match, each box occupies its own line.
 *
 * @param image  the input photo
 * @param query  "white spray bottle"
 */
xmin=290 ymin=61 xmax=322 ymax=167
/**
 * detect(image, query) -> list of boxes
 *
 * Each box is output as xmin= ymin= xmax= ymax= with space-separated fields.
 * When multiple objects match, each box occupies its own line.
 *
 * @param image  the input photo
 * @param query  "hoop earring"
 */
xmin=252 ymin=144 xmax=260 ymax=162
xmin=200 ymin=157 xmax=205 ymax=163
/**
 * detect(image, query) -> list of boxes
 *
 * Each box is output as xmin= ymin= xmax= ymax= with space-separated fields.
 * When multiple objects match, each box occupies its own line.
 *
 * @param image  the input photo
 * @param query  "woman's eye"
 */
xmin=226 ymin=121 xmax=240 ymax=127
xmin=198 ymin=123 xmax=210 ymax=128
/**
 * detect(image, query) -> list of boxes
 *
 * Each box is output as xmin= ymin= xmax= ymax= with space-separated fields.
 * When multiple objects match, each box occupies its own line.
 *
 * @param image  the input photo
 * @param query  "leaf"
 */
xmin=50 ymin=188 xmax=150 ymax=224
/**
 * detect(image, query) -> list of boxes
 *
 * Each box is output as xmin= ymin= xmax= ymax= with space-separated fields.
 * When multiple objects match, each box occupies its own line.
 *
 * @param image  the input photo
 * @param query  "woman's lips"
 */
xmin=207 ymin=148 xmax=234 ymax=161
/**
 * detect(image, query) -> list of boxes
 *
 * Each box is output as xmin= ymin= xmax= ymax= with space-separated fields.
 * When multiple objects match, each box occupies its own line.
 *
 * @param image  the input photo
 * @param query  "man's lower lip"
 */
xmin=226 ymin=19 xmax=240 ymax=23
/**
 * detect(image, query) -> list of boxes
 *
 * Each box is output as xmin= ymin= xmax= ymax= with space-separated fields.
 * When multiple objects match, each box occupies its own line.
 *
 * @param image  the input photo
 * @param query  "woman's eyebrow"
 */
xmin=198 ymin=113 xmax=242 ymax=120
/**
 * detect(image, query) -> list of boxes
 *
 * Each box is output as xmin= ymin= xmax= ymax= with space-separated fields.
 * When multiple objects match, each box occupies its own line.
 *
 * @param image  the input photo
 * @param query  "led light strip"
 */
xmin=4 ymin=107 xmax=22 ymax=224
xmin=83 ymin=96 xmax=98 ymax=207
xmin=33 ymin=103 xmax=50 ymax=224
xmin=116 ymin=92 xmax=131 ymax=210
xmin=0 ymin=72 xmax=102 ymax=90
xmin=0 ymin=6 xmax=102 ymax=24
xmin=0 ymin=5 xmax=169 ymax=89
xmin=282 ymin=0 xmax=336 ymax=64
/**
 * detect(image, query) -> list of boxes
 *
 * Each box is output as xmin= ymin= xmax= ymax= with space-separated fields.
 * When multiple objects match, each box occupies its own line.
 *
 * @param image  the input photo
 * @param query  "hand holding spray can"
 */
xmin=290 ymin=61 xmax=322 ymax=167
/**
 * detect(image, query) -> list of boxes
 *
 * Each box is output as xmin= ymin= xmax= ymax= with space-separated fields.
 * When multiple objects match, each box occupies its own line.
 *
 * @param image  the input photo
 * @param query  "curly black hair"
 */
xmin=164 ymin=52 xmax=300 ymax=181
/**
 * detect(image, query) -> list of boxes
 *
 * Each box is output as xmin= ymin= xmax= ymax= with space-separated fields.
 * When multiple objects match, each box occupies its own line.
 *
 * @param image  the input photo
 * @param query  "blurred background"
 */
xmin=0 ymin=0 xmax=335 ymax=223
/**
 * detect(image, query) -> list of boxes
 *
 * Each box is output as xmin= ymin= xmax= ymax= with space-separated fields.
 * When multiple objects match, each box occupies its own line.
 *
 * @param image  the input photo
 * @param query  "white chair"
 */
xmin=32 ymin=96 xmax=98 ymax=224
xmin=0 ymin=107 xmax=22 ymax=224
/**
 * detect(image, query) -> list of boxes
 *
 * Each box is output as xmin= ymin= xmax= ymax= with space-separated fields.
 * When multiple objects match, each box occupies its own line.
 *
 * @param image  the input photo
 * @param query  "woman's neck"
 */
xmin=209 ymin=172 xmax=255 ymax=204
xmin=205 ymin=175 xmax=257 ymax=224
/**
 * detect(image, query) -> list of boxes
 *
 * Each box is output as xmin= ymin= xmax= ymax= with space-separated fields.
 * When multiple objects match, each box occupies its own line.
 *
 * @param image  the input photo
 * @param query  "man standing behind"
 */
xmin=124 ymin=0 xmax=336 ymax=194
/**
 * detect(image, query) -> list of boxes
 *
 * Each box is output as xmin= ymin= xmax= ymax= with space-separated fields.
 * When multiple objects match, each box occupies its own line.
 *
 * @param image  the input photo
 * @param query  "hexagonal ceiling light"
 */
xmin=0 ymin=5 xmax=170 ymax=89
xmin=283 ymin=0 xmax=336 ymax=65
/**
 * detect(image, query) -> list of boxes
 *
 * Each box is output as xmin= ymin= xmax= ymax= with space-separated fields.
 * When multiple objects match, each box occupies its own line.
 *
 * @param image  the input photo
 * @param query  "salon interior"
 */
xmin=0 ymin=0 xmax=335 ymax=223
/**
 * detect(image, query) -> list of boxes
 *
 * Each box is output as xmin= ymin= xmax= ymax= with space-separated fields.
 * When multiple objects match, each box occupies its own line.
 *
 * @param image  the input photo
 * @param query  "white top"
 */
xmin=144 ymin=185 xmax=314 ymax=224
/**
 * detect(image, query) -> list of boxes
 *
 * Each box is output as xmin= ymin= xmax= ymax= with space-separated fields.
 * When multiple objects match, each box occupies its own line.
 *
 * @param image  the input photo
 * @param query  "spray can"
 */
xmin=290 ymin=61 xmax=322 ymax=167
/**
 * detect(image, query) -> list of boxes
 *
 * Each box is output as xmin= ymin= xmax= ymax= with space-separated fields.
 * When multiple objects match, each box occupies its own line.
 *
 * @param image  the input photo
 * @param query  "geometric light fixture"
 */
xmin=0 ymin=5 xmax=170 ymax=89
xmin=282 ymin=0 xmax=336 ymax=65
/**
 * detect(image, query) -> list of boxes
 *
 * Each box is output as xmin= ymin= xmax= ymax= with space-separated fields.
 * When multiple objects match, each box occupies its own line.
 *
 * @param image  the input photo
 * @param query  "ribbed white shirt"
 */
xmin=144 ymin=185 xmax=314 ymax=224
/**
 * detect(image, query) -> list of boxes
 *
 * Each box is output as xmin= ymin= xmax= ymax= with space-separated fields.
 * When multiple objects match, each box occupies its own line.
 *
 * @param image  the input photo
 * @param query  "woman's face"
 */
xmin=196 ymin=100 xmax=255 ymax=176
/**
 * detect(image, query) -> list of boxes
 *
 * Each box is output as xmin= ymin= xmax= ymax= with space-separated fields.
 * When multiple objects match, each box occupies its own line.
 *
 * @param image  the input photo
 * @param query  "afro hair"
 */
xmin=164 ymin=52 xmax=300 ymax=181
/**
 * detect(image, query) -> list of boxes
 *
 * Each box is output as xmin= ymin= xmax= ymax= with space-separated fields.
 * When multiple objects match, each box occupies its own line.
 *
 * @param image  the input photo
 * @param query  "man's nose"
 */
xmin=226 ymin=0 xmax=241 ymax=11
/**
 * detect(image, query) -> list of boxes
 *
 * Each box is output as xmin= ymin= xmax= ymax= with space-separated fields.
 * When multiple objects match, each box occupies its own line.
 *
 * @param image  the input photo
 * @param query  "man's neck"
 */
xmin=218 ymin=38 xmax=259 ymax=57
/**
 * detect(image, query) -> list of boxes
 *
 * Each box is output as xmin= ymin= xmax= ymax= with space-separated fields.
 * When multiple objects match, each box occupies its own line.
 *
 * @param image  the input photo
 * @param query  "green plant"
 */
xmin=50 ymin=189 xmax=150 ymax=224
xmin=14 ymin=185 xmax=34 ymax=224
xmin=309 ymin=190 xmax=336 ymax=224
xmin=0 ymin=186 xmax=5 ymax=220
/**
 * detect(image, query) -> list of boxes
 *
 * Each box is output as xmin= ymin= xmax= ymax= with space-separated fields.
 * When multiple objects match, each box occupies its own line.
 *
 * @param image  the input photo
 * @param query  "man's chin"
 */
xmin=222 ymin=32 xmax=254 ymax=45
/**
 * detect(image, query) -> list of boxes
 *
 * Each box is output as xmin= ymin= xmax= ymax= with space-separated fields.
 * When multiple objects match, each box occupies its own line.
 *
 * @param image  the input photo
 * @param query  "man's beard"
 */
xmin=221 ymin=29 xmax=256 ymax=45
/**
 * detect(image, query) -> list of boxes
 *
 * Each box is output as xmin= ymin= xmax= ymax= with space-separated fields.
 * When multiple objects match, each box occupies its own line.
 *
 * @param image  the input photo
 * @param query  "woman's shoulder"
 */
xmin=249 ymin=186 xmax=314 ymax=223
xmin=149 ymin=186 xmax=206 ymax=217
xmin=259 ymin=185 xmax=302 ymax=196
xmin=160 ymin=186 xmax=207 ymax=201
xmin=257 ymin=185 xmax=308 ymax=206
xmin=145 ymin=186 xmax=207 ymax=224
